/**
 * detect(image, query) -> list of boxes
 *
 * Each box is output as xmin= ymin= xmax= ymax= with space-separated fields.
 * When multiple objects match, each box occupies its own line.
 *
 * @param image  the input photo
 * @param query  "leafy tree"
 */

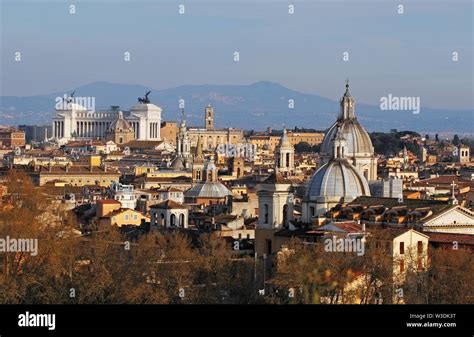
xmin=294 ymin=142 xmax=312 ymax=153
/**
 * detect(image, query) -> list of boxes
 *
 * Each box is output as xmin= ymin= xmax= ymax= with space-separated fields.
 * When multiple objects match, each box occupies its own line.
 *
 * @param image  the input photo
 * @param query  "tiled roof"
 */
xmin=39 ymin=165 xmax=120 ymax=174
xmin=149 ymin=199 xmax=188 ymax=209
xmin=317 ymin=221 xmax=363 ymax=233
xmin=425 ymin=232 xmax=474 ymax=245
xmin=413 ymin=175 xmax=473 ymax=187
xmin=350 ymin=196 xmax=448 ymax=210
xmin=262 ymin=173 xmax=292 ymax=184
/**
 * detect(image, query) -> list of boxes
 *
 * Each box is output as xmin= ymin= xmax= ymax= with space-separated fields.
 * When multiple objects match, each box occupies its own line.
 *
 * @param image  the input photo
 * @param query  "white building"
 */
xmin=421 ymin=204 xmax=474 ymax=235
xmin=52 ymin=94 xmax=162 ymax=142
xmin=149 ymin=200 xmax=189 ymax=229
xmin=109 ymin=182 xmax=137 ymax=209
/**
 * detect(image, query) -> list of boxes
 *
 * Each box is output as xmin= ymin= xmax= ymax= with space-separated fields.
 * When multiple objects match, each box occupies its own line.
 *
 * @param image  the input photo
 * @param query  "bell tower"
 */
xmin=205 ymin=104 xmax=214 ymax=130
xmin=275 ymin=127 xmax=295 ymax=176
xmin=177 ymin=109 xmax=190 ymax=159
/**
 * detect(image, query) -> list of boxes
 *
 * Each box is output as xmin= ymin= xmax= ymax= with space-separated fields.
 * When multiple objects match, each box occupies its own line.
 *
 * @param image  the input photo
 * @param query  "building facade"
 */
xmin=52 ymin=95 xmax=162 ymax=142
xmin=0 ymin=128 xmax=26 ymax=148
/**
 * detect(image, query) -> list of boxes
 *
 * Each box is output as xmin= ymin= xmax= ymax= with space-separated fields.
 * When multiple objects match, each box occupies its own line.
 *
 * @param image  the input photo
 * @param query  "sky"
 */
xmin=1 ymin=0 xmax=473 ymax=109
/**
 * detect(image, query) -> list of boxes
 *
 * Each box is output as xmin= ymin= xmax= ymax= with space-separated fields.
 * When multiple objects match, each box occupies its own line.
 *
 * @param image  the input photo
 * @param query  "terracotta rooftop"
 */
xmin=38 ymin=165 xmax=120 ymax=174
xmin=425 ymin=232 xmax=474 ymax=246
xmin=149 ymin=199 xmax=188 ymax=209
xmin=262 ymin=173 xmax=292 ymax=184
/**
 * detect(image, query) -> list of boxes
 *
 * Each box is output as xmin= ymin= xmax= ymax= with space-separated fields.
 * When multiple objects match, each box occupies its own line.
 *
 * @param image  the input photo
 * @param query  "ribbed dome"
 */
xmin=320 ymin=120 xmax=374 ymax=157
xmin=109 ymin=111 xmax=132 ymax=132
xmin=185 ymin=182 xmax=232 ymax=199
xmin=307 ymin=159 xmax=370 ymax=199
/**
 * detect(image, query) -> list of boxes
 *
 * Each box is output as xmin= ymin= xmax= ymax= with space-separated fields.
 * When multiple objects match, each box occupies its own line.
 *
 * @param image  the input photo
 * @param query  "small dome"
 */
xmin=109 ymin=111 xmax=132 ymax=132
xmin=185 ymin=182 xmax=232 ymax=199
xmin=307 ymin=159 xmax=370 ymax=200
xmin=320 ymin=120 xmax=373 ymax=157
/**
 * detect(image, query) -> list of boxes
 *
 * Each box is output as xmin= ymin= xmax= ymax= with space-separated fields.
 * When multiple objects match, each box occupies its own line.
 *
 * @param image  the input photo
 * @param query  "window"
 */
xmin=264 ymin=204 xmax=269 ymax=224
xmin=399 ymin=242 xmax=405 ymax=255
xmin=417 ymin=257 xmax=423 ymax=271
xmin=238 ymin=234 xmax=242 ymax=239
xmin=310 ymin=206 xmax=315 ymax=217
xmin=246 ymin=234 xmax=250 ymax=239
xmin=266 ymin=239 xmax=272 ymax=255
xmin=400 ymin=260 xmax=405 ymax=272
xmin=283 ymin=204 xmax=288 ymax=224
xmin=417 ymin=241 xmax=423 ymax=254
xmin=124 ymin=214 xmax=129 ymax=221
xmin=134 ymin=214 xmax=138 ymax=220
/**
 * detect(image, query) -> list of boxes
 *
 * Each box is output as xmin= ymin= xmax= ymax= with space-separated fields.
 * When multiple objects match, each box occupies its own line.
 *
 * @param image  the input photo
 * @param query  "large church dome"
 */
xmin=320 ymin=119 xmax=374 ymax=157
xmin=320 ymin=82 xmax=374 ymax=158
xmin=307 ymin=159 xmax=370 ymax=200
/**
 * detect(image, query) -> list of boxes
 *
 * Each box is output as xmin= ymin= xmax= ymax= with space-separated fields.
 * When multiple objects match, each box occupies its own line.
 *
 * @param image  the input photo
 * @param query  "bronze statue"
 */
xmin=138 ymin=91 xmax=152 ymax=103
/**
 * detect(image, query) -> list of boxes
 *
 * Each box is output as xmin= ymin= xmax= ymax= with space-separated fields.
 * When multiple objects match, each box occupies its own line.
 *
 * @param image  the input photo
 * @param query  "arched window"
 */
xmin=283 ymin=204 xmax=288 ymax=224
xmin=170 ymin=214 xmax=176 ymax=227
xmin=310 ymin=206 xmax=315 ymax=217
xmin=160 ymin=213 xmax=165 ymax=226
xmin=264 ymin=204 xmax=269 ymax=224
xmin=179 ymin=213 xmax=185 ymax=227
xmin=286 ymin=153 xmax=290 ymax=167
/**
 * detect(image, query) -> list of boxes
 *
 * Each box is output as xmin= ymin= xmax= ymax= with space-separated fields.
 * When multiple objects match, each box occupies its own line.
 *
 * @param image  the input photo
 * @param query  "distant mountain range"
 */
xmin=0 ymin=81 xmax=472 ymax=134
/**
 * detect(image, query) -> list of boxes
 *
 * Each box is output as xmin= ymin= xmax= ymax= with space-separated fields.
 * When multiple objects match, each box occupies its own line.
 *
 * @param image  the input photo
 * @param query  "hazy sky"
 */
xmin=1 ymin=0 xmax=472 ymax=109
